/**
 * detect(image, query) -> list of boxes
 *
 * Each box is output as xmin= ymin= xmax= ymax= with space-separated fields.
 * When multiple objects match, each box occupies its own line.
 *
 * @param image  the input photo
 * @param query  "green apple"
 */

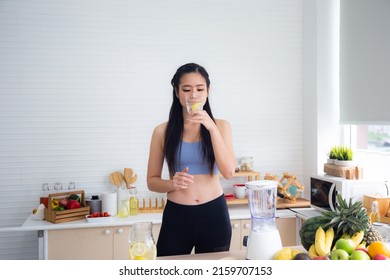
xmin=350 ymin=250 xmax=370 ymax=260
xmin=328 ymin=249 xmax=350 ymax=260
xmin=335 ymin=238 xmax=356 ymax=255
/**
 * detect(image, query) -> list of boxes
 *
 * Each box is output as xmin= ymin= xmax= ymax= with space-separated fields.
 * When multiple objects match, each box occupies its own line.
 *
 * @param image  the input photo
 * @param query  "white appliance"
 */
xmin=244 ymin=180 xmax=282 ymax=260
xmin=310 ymin=174 xmax=389 ymax=212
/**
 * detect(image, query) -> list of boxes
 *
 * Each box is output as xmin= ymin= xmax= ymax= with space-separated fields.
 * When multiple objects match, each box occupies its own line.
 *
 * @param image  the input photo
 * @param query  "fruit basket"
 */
xmin=44 ymin=190 xmax=90 ymax=224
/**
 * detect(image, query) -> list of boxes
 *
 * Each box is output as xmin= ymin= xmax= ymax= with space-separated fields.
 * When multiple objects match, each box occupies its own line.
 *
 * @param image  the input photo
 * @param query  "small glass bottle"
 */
xmin=129 ymin=187 xmax=139 ymax=216
xmin=117 ymin=187 xmax=130 ymax=218
xmin=68 ymin=181 xmax=76 ymax=190
xmin=370 ymin=200 xmax=380 ymax=223
xmin=40 ymin=183 xmax=49 ymax=208
xmin=53 ymin=182 xmax=63 ymax=193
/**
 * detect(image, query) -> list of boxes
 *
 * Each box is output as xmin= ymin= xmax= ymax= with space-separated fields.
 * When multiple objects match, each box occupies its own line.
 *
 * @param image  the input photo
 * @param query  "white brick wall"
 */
xmin=0 ymin=0 xmax=303 ymax=259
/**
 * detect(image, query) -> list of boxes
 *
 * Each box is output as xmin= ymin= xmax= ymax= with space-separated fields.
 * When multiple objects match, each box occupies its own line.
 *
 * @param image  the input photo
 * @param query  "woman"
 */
xmin=147 ymin=63 xmax=236 ymax=257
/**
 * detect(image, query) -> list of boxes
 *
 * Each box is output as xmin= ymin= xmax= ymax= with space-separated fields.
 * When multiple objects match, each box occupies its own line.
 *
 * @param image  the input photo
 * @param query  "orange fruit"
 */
xmin=367 ymin=241 xmax=390 ymax=258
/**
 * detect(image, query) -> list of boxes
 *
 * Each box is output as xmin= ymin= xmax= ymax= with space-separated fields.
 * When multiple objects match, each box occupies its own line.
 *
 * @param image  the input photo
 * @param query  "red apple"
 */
xmin=356 ymin=247 xmax=369 ymax=254
xmin=373 ymin=254 xmax=390 ymax=260
xmin=312 ymin=256 xmax=329 ymax=260
xmin=58 ymin=198 xmax=68 ymax=207
xmin=335 ymin=238 xmax=356 ymax=255
xmin=350 ymin=250 xmax=371 ymax=260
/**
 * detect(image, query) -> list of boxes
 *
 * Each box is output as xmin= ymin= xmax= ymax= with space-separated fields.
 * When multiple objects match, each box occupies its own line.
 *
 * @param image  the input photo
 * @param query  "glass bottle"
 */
xmin=370 ymin=200 xmax=380 ymax=223
xmin=129 ymin=187 xmax=139 ymax=216
xmin=128 ymin=222 xmax=156 ymax=260
xmin=39 ymin=183 xmax=49 ymax=208
xmin=68 ymin=181 xmax=76 ymax=190
xmin=117 ymin=187 xmax=130 ymax=218
xmin=53 ymin=182 xmax=63 ymax=193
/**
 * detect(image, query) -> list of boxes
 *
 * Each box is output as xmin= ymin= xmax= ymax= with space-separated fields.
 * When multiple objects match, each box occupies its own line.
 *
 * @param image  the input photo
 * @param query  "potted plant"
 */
xmin=334 ymin=145 xmax=354 ymax=166
xmin=326 ymin=146 xmax=338 ymax=164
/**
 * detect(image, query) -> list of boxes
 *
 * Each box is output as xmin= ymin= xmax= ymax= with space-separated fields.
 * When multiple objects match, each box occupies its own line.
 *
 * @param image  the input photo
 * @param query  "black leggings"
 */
xmin=156 ymin=194 xmax=232 ymax=257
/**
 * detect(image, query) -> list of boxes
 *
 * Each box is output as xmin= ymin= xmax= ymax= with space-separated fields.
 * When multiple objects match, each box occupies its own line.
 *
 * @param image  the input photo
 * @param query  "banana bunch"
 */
xmin=308 ymin=226 xmax=334 ymax=257
xmin=351 ymin=230 xmax=365 ymax=248
xmin=336 ymin=231 xmax=365 ymax=248
xmin=308 ymin=229 xmax=366 ymax=258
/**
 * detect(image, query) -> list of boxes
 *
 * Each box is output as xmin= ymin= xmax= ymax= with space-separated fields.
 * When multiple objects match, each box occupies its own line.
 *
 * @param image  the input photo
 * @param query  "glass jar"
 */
xmin=239 ymin=156 xmax=254 ymax=172
xmin=128 ymin=222 xmax=157 ymax=260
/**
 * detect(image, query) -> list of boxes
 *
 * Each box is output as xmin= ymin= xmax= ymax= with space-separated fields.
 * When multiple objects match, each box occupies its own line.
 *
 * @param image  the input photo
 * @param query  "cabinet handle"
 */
xmin=232 ymin=223 xmax=239 ymax=229
xmin=104 ymin=229 xmax=111 ymax=235
xmin=244 ymin=223 xmax=250 ymax=229
xmin=117 ymin=228 xmax=124 ymax=234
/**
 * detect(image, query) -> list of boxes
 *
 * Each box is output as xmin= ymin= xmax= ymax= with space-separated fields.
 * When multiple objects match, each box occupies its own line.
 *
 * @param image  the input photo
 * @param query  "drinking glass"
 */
xmin=185 ymin=94 xmax=205 ymax=116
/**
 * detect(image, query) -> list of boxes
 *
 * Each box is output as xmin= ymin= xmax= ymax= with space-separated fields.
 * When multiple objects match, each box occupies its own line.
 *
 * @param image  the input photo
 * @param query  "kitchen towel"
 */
xmin=102 ymin=191 xmax=117 ymax=216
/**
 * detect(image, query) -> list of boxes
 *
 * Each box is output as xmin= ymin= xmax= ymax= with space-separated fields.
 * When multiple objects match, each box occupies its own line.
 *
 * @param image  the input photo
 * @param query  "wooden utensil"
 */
xmin=124 ymin=168 xmax=137 ymax=189
xmin=109 ymin=172 xmax=124 ymax=188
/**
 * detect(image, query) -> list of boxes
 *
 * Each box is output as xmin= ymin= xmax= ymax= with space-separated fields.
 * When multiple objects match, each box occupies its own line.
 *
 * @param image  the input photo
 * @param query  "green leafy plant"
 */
xmin=332 ymin=145 xmax=353 ymax=161
xmin=327 ymin=146 xmax=338 ymax=160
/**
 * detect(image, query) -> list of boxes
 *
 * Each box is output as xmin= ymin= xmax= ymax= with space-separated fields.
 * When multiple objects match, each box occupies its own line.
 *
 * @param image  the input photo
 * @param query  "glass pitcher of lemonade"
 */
xmin=129 ymin=222 xmax=157 ymax=260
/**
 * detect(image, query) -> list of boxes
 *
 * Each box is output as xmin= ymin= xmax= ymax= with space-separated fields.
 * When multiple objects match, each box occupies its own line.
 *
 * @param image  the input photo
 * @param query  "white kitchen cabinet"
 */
xmin=47 ymin=224 xmax=161 ymax=260
xmin=230 ymin=216 xmax=297 ymax=252
xmin=230 ymin=219 xmax=251 ymax=251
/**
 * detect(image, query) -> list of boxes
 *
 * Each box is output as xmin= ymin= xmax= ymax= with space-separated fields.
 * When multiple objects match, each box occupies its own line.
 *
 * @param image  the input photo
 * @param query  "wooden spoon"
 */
xmin=109 ymin=172 xmax=124 ymax=188
xmin=124 ymin=168 xmax=137 ymax=189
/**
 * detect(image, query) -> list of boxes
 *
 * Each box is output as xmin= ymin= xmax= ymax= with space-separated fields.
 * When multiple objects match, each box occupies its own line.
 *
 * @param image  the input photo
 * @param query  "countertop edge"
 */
xmin=0 ymin=206 xmax=302 ymax=232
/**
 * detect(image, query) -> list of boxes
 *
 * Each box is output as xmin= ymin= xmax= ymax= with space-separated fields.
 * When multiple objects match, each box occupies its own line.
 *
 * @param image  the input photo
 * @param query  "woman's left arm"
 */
xmin=189 ymin=111 xmax=236 ymax=178
xmin=210 ymin=119 xmax=236 ymax=179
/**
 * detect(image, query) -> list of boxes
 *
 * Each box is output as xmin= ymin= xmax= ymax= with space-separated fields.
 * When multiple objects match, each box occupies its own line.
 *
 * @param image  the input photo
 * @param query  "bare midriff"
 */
xmin=167 ymin=174 xmax=223 ymax=205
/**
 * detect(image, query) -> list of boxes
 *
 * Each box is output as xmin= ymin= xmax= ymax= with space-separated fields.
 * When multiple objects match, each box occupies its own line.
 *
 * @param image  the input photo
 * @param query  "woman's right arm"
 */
xmin=146 ymin=124 xmax=174 ymax=193
xmin=147 ymin=124 xmax=194 ymax=193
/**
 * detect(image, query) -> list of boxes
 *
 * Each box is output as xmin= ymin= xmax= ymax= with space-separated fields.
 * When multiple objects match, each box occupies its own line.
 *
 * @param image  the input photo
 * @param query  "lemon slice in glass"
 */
xmin=130 ymin=242 xmax=147 ymax=257
xmin=191 ymin=102 xmax=203 ymax=111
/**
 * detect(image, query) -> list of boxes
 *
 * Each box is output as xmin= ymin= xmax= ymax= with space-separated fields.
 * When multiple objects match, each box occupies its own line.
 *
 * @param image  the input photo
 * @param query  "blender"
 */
xmin=244 ymin=180 xmax=282 ymax=260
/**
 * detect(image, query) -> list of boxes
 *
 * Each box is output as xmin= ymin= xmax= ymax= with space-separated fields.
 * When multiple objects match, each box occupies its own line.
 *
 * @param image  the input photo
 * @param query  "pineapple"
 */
xmin=320 ymin=194 xmax=384 ymax=245
xmin=322 ymin=194 xmax=370 ymax=238
xmin=363 ymin=224 xmax=384 ymax=246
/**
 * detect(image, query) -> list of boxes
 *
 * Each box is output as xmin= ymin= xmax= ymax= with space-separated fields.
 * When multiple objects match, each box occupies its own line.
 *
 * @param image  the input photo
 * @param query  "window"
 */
xmin=344 ymin=125 xmax=390 ymax=180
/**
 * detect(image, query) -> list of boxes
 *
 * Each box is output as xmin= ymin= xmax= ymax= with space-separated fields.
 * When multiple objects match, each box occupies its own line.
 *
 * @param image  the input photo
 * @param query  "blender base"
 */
xmin=245 ymin=229 xmax=282 ymax=260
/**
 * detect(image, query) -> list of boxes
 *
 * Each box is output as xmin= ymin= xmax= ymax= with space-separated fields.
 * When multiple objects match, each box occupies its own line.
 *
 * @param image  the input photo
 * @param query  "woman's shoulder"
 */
xmin=152 ymin=122 xmax=167 ymax=138
xmin=215 ymin=118 xmax=231 ymax=129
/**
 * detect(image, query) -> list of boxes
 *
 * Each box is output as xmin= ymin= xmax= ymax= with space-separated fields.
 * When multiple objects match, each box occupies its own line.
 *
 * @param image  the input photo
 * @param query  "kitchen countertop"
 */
xmin=157 ymin=250 xmax=247 ymax=260
xmin=0 ymin=205 xmax=297 ymax=232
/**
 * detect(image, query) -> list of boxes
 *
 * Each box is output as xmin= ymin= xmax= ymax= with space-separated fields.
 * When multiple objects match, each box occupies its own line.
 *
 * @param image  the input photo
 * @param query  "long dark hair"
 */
xmin=164 ymin=63 xmax=216 ymax=176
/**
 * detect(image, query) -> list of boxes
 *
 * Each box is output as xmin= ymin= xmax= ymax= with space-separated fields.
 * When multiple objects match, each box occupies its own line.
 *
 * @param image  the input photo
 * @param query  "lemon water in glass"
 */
xmin=185 ymin=95 xmax=204 ymax=115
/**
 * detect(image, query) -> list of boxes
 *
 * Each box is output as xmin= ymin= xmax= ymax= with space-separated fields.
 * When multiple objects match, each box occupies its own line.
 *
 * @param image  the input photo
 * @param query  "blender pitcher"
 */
xmin=244 ymin=180 xmax=282 ymax=260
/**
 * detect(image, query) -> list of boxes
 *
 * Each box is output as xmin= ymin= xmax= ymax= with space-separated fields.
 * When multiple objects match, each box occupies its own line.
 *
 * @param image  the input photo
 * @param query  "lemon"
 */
xmin=273 ymin=247 xmax=303 ymax=260
xmin=191 ymin=103 xmax=202 ymax=111
xmin=133 ymin=256 xmax=146 ymax=260
xmin=130 ymin=242 xmax=147 ymax=257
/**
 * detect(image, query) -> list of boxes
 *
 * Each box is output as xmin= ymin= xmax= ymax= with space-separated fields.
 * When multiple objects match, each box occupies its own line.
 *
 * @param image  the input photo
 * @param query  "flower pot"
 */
xmin=327 ymin=158 xmax=335 ymax=164
xmin=334 ymin=160 xmax=355 ymax=167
